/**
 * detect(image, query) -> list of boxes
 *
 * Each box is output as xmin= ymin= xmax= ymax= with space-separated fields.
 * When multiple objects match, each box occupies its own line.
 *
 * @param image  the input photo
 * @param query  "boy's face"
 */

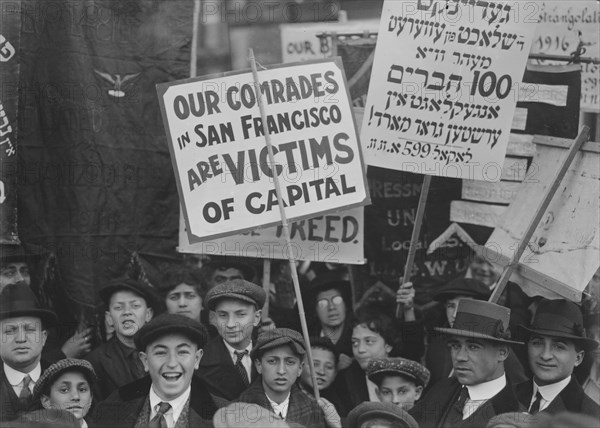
xmin=214 ymin=299 xmax=261 ymax=349
xmin=140 ymin=333 xmax=202 ymax=401
xmin=352 ymin=324 xmax=392 ymax=370
xmin=106 ymin=290 xmax=153 ymax=341
xmin=527 ymin=334 xmax=583 ymax=386
xmin=375 ymin=375 xmax=422 ymax=410
xmin=301 ymin=347 xmax=337 ymax=390
xmin=255 ymin=345 xmax=303 ymax=398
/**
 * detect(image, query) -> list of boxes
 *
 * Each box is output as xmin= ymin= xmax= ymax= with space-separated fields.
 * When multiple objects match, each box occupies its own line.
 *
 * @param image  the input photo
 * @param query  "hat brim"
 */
xmin=206 ymin=293 xmax=260 ymax=311
xmin=368 ymin=369 xmax=424 ymax=386
xmin=517 ymin=325 xmax=599 ymax=351
xmin=251 ymin=336 xmax=306 ymax=360
xmin=435 ymin=327 xmax=524 ymax=345
xmin=99 ymin=283 xmax=159 ymax=309
xmin=0 ymin=309 xmax=58 ymax=327
xmin=134 ymin=323 xmax=207 ymax=351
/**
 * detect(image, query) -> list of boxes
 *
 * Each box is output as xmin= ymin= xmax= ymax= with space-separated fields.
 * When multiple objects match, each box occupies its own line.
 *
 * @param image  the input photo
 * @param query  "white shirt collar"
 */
xmin=265 ymin=391 xmax=291 ymax=419
xmin=3 ymin=362 xmax=42 ymax=386
xmin=534 ymin=375 xmax=571 ymax=404
xmin=80 ymin=419 xmax=88 ymax=428
xmin=466 ymin=373 xmax=506 ymax=401
xmin=149 ymin=384 xmax=191 ymax=427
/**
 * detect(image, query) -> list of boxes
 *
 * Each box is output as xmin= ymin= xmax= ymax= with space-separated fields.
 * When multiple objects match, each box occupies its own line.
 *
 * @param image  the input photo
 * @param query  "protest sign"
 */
xmin=157 ymin=59 xmax=369 ymax=242
xmin=361 ymin=0 xmax=537 ymax=181
xmin=178 ymin=206 xmax=365 ymax=264
xmin=530 ymin=1 xmax=599 ymax=112
xmin=485 ymin=135 xmax=600 ymax=301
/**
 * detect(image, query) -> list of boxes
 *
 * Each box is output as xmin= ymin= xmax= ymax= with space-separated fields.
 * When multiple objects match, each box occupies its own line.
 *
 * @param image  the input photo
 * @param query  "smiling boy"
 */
xmin=236 ymin=328 xmax=326 ymax=427
xmin=92 ymin=313 xmax=217 ymax=427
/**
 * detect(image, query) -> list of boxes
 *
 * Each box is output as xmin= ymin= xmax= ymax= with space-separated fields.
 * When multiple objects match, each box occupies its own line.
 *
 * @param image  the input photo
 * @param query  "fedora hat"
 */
xmin=0 ymin=283 xmax=57 ymax=326
xmin=435 ymin=299 xmax=523 ymax=345
xmin=518 ymin=299 xmax=598 ymax=351
xmin=432 ymin=276 xmax=491 ymax=302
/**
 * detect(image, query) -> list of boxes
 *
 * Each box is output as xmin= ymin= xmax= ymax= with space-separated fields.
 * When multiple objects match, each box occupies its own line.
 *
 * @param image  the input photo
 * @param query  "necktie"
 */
xmin=148 ymin=402 xmax=171 ymax=428
xmin=18 ymin=374 xmax=33 ymax=408
xmin=234 ymin=350 xmax=250 ymax=387
xmin=443 ymin=386 xmax=470 ymax=427
xmin=529 ymin=391 xmax=543 ymax=415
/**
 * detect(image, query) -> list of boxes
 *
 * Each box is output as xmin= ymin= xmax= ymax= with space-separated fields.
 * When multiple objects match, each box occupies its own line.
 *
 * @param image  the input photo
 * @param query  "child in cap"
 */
xmin=366 ymin=357 xmax=430 ymax=410
xmin=85 ymin=278 xmax=159 ymax=400
xmin=91 ymin=313 xmax=217 ymax=428
xmin=32 ymin=358 xmax=96 ymax=427
xmin=237 ymin=328 xmax=327 ymax=427
xmin=197 ymin=279 xmax=266 ymax=400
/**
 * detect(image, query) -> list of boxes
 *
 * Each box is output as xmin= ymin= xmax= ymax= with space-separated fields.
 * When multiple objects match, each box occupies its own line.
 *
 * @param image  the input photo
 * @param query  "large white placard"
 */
xmin=361 ymin=0 xmax=537 ymax=181
xmin=157 ymin=59 xmax=369 ymax=242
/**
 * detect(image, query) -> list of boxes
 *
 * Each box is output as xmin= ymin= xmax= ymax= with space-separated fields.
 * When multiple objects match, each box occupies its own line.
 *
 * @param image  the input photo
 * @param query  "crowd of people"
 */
xmin=0 ymin=244 xmax=599 ymax=427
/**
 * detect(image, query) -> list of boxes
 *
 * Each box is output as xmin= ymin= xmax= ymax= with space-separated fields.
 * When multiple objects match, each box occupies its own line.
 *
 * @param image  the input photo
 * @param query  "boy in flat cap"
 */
xmin=0 ymin=283 xmax=57 ymax=422
xmin=85 ymin=278 xmax=159 ymax=400
xmin=367 ymin=357 xmax=430 ymax=410
xmin=237 ymin=328 xmax=327 ymax=427
xmin=515 ymin=298 xmax=600 ymax=418
xmin=92 ymin=313 xmax=217 ymax=428
xmin=197 ymin=279 xmax=265 ymax=400
xmin=409 ymin=300 xmax=524 ymax=428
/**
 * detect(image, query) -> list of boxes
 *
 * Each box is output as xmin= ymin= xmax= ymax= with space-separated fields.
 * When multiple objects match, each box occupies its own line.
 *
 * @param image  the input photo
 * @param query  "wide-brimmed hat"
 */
xmin=432 ymin=277 xmax=491 ymax=302
xmin=518 ymin=299 xmax=598 ymax=351
xmin=367 ymin=357 xmax=431 ymax=388
xmin=134 ymin=313 xmax=208 ymax=351
xmin=205 ymin=279 xmax=266 ymax=311
xmin=251 ymin=328 xmax=306 ymax=360
xmin=33 ymin=359 xmax=96 ymax=399
xmin=347 ymin=402 xmax=418 ymax=428
xmin=99 ymin=277 xmax=161 ymax=311
xmin=435 ymin=299 xmax=523 ymax=345
xmin=0 ymin=283 xmax=57 ymax=326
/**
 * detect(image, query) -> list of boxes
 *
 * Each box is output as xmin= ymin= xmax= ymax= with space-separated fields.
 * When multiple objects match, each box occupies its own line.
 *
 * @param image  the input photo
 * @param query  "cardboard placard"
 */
xmin=178 ymin=206 xmax=365 ymax=264
xmin=361 ymin=0 xmax=537 ymax=180
xmin=157 ymin=59 xmax=369 ymax=242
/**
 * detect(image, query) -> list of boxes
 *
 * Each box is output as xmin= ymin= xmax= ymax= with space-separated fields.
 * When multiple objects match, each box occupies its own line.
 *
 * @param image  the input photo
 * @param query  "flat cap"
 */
xmin=432 ymin=276 xmax=491 ymax=302
xmin=251 ymin=328 xmax=306 ymax=360
xmin=205 ymin=279 xmax=266 ymax=311
xmin=367 ymin=357 xmax=431 ymax=388
xmin=134 ymin=313 xmax=208 ymax=351
xmin=33 ymin=359 xmax=96 ymax=399
xmin=347 ymin=402 xmax=418 ymax=428
xmin=99 ymin=277 xmax=161 ymax=311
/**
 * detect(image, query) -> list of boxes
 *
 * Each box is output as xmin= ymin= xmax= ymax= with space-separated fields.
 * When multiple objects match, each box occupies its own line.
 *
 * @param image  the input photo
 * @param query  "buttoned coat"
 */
xmin=409 ymin=377 xmax=524 ymax=428
xmin=237 ymin=379 xmax=326 ymax=427
xmin=515 ymin=377 xmax=600 ymax=418
xmin=90 ymin=375 xmax=217 ymax=428
xmin=196 ymin=336 xmax=258 ymax=401
xmin=0 ymin=360 xmax=50 ymax=422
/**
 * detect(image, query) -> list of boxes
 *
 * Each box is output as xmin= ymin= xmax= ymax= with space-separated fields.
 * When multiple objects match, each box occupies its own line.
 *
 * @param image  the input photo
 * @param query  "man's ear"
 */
xmin=414 ymin=385 xmax=423 ymax=401
xmin=574 ymin=350 xmax=584 ymax=367
xmin=41 ymin=395 xmax=52 ymax=409
xmin=145 ymin=307 xmax=154 ymax=322
xmin=41 ymin=329 xmax=48 ymax=348
xmin=254 ymin=358 xmax=263 ymax=375
xmin=253 ymin=309 xmax=262 ymax=327
xmin=384 ymin=343 xmax=393 ymax=355
xmin=194 ymin=348 xmax=203 ymax=369
xmin=497 ymin=345 xmax=509 ymax=362
xmin=105 ymin=311 xmax=114 ymax=328
xmin=296 ymin=359 xmax=304 ymax=378
xmin=139 ymin=351 xmax=149 ymax=372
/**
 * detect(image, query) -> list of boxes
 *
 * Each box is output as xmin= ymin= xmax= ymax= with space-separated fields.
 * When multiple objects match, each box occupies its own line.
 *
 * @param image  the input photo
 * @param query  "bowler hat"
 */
xmin=367 ymin=357 xmax=431 ymax=388
xmin=0 ymin=283 xmax=57 ymax=326
xmin=205 ymin=279 xmax=266 ymax=311
xmin=33 ymin=358 xmax=96 ymax=400
xmin=518 ymin=299 xmax=598 ymax=351
xmin=251 ymin=328 xmax=306 ymax=360
xmin=432 ymin=276 xmax=491 ymax=302
xmin=347 ymin=402 xmax=418 ymax=428
xmin=134 ymin=313 xmax=208 ymax=351
xmin=435 ymin=299 xmax=523 ymax=344
xmin=99 ymin=277 xmax=161 ymax=311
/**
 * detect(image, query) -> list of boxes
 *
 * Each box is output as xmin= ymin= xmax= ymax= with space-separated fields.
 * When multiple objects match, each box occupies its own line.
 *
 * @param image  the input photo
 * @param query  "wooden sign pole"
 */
xmin=395 ymin=174 xmax=431 ymax=319
xmin=262 ymin=259 xmax=271 ymax=321
xmin=249 ymin=49 xmax=320 ymax=400
xmin=489 ymin=126 xmax=590 ymax=303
